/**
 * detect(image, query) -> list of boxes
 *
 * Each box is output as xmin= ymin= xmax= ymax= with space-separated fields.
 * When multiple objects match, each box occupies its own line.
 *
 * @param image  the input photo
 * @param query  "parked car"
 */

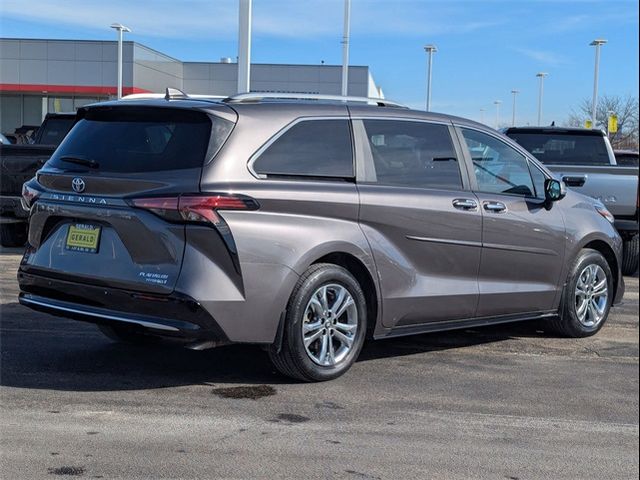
xmin=614 ymin=149 xmax=639 ymax=167
xmin=18 ymin=93 xmax=624 ymax=381
xmin=504 ymin=127 xmax=639 ymax=275
xmin=0 ymin=112 xmax=76 ymax=247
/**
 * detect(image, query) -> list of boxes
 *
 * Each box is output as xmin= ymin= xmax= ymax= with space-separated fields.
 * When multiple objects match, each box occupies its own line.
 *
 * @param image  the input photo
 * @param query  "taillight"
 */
xmin=129 ymin=194 xmax=259 ymax=225
xmin=21 ymin=179 xmax=41 ymax=210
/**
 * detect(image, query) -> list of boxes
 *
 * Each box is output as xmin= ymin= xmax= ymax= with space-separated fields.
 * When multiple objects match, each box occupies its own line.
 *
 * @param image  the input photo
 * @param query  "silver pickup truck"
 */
xmin=505 ymin=126 xmax=639 ymax=275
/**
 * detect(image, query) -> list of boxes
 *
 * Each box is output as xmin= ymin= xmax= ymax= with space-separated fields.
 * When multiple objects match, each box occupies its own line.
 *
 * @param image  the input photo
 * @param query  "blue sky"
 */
xmin=1 ymin=0 xmax=638 ymax=125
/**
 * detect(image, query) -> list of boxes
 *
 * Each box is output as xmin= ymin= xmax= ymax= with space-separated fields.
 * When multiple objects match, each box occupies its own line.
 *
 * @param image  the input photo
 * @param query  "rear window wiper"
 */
xmin=59 ymin=155 xmax=100 ymax=169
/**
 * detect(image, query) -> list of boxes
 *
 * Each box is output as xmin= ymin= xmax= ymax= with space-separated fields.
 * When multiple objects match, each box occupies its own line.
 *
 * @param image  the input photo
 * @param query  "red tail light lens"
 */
xmin=21 ymin=180 xmax=41 ymax=210
xmin=130 ymin=197 xmax=182 ymax=222
xmin=129 ymin=194 xmax=258 ymax=225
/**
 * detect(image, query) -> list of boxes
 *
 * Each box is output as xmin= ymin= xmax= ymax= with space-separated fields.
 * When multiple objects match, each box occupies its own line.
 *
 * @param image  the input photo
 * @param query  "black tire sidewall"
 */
xmin=562 ymin=249 xmax=613 ymax=336
xmin=0 ymin=223 xmax=27 ymax=248
xmin=285 ymin=265 xmax=367 ymax=381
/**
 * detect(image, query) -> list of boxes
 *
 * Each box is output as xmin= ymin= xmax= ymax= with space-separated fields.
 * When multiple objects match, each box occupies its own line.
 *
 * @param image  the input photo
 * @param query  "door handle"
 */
xmin=562 ymin=175 xmax=587 ymax=187
xmin=452 ymin=198 xmax=478 ymax=210
xmin=483 ymin=201 xmax=507 ymax=213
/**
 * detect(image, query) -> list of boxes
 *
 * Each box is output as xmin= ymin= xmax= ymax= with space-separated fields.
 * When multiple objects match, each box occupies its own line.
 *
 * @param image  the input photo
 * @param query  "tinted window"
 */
xmin=529 ymin=162 xmax=547 ymax=199
xmin=507 ymin=132 xmax=611 ymax=165
xmin=461 ymin=128 xmax=535 ymax=197
xmin=362 ymin=120 xmax=462 ymax=189
xmin=615 ymin=152 xmax=639 ymax=166
xmin=48 ymin=108 xmax=228 ymax=173
xmin=38 ymin=118 xmax=75 ymax=146
xmin=253 ymin=119 xmax=353 ymax=178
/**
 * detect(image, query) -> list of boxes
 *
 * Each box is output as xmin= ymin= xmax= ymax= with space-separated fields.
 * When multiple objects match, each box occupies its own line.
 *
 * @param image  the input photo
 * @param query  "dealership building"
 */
xmin=0 ymin=37 xmax=383 ymax=135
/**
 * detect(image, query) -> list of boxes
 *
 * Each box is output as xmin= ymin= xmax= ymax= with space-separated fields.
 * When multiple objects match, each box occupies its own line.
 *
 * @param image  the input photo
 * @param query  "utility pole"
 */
xmin=237 ymin=0 xmax=252 ymax=94
xmin=590 ymin=39 xmax=607 ymax=126
xmin=536 ymin=72 xmax=548 ymax=125
xmin=110 ymin=23 xmax=131 ymax=99
xmin=494 ymin=100 xmax=502 ymax=129
xmin=341 ymin=0 xmax=351 ymax=96
xmin=423 ymin=44 xmax=437 ymax=111
xmin=511 ymin=89 xmax=519 ymax=126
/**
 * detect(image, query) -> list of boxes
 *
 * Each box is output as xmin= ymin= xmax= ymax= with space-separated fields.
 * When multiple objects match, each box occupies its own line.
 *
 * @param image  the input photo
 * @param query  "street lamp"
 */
xmin=480 ymin=108 xmax=486 ymax=124
xmin=341 ymin=0 xmax=351 ymax=96
xmin=510 ymin=89 xmax=520 ymax=126
xmin=590 ymin=39 xmax=607 ymax=126
xmin=110 ymin=23 xmax=131 ymax=99
xmin=237 ymin=0 xmax=252 ymax=94
xmin=423 ymin=44 xmax=437 ymax=111
xmin=494 ymin=100 xmax=502 ymax=129
xmin=536 ymin=72 xmax=548 ymax=126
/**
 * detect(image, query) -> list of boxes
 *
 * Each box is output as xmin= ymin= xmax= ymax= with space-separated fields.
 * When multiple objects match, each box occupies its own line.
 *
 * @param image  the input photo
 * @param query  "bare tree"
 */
xmin=565 ymin=94 xmax=639 ymax=150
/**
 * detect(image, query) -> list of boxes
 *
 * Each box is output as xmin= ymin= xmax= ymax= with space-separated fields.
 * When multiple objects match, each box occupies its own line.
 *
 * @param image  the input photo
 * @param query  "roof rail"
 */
xmin=223 ymin=92 xmax=407 ymax=108
xmin=122 ymin=92 xmax=226 ymax=101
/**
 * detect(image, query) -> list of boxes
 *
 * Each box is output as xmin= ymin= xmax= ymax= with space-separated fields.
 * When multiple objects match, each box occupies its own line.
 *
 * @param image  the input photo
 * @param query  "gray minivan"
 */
xmin=18 ymin=93 xmax=624 ymax=381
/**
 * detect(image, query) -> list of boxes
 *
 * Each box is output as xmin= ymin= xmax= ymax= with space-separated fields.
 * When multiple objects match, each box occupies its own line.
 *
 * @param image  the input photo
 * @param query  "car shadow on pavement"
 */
xmin=0 ymin=303 xmax=551 ymax=392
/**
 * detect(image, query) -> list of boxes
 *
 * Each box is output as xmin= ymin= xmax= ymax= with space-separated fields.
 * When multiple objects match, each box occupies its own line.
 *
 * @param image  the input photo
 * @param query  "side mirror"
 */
xmin=545 ymin=178 xmax=566 ymax=203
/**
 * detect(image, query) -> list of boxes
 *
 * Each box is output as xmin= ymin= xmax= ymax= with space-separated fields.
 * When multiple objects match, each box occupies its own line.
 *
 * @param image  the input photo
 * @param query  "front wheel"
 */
xmin=549 ymin=248 xmax=613 ymax=337
xmin=269 ymin=264 xmax=367 ymax=382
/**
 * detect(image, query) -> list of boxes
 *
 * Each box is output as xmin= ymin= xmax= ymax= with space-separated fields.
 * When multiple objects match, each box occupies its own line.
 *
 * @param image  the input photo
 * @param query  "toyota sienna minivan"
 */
xmin=18 ymin=91 xmax=624 ymax=381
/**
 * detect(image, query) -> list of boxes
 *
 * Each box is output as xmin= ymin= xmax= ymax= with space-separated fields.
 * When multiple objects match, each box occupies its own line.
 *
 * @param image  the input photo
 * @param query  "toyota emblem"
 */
xmin=72 ymin=177 xmax=86 ymax=193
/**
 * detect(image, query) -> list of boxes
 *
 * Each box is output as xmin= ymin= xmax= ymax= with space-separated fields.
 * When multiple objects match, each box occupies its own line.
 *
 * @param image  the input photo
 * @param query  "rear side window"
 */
xmin=48 ymin=108 xmax=230 ymax=173
xmin=362 ymin=119 xmax=462 ymax=190
xmin=506 ymin=131 xmax=611 ymax=165
xmin=253 ymin=119 xmax=353 ymax=178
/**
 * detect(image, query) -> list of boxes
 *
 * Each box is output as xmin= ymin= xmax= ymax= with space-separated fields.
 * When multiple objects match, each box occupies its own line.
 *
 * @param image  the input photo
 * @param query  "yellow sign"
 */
xmin=608 ymin=114 xmax=618 ymax=133
xmin=584 ymin=119 xmax=593 ymax=129
xmin=66 ymin=224 xmax=101 ymax=253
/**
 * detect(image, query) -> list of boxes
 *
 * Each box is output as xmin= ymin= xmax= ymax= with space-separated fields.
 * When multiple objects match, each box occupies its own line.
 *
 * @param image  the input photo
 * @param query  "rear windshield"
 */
xmin=506 ymin=131 xmax=611 ymax=165
xmin=47 ymin=108 xmax=228 ymax=173
xmin=37 ymin=118 xmax=75 ymax=146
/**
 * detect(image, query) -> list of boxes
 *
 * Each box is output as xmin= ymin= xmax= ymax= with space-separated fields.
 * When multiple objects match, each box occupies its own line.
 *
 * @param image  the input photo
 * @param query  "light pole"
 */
xmin=341 ymin=0 xmax=351 ymax=96
xmin=110 ymin=23 xmax=131 ymax=99
xmin=237 ymin=0 xmax=252 ymax=93
xmin=510 ymin=89 xmax=519 ymax=126
xmin=590 ymin=39 xmax=607 ymax=126
xmin=494 ymin=100 xmax=502 ymax=129
xmin=536 ymin=72 xmax=548 ymax=126
xmin=480 ymin=108 xmax=486 ymax=124
xmin=424 ymin=44 xmax=437 ymax=111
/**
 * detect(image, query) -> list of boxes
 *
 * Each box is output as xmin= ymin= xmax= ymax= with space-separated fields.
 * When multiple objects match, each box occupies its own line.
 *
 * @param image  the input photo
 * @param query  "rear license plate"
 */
xmin=65 ymin=223 xmax=101 ymax=253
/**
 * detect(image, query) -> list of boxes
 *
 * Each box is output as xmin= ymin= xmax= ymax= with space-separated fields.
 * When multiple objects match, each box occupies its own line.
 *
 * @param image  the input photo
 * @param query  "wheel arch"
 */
xmin=311 ymin=251 xmax=380 ymax=338
xmin=582 ymin=239 xmax=620 ymax=300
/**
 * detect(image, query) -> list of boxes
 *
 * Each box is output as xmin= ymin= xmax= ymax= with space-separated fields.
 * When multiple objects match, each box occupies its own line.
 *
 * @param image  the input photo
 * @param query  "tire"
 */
xmin=621 ymin=235 xmax=639 ymax=276
xmin=0 ymin=222 xmax=27 ymax=248
xmin=549 ymin=248 xmax=613 ymax=337
xmin=96 ymin=324 xmax=161 ymax=345
xmin=269 ymin=263 xmax=367 ymax=382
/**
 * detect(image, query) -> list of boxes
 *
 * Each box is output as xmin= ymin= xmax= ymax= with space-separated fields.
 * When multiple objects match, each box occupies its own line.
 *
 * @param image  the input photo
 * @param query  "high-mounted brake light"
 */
xmin=129 ymin=194 xmax=258 ymax=225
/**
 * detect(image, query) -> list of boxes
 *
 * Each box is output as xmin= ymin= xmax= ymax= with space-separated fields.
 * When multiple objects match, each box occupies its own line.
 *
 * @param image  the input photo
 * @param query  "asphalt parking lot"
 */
xmin=0 ymin=248 xmax=638 ymax=479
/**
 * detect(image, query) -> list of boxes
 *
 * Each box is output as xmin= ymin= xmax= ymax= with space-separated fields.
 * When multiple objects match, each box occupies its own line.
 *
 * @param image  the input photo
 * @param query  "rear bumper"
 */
xmin=18 ymin=271 xmax=230 ymax=346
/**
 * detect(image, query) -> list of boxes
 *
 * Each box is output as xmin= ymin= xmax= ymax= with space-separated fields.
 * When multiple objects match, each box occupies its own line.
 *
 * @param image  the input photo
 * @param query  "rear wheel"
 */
xmin=0 ymin=222 xmax=27 ymax=248
xmin=549 ymin=249 xmax=613 ymax=337
xmin=269 ymin=264 xmax=367 ymax=382
xmin=621 ymin=234 xmax=639 ymax=276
